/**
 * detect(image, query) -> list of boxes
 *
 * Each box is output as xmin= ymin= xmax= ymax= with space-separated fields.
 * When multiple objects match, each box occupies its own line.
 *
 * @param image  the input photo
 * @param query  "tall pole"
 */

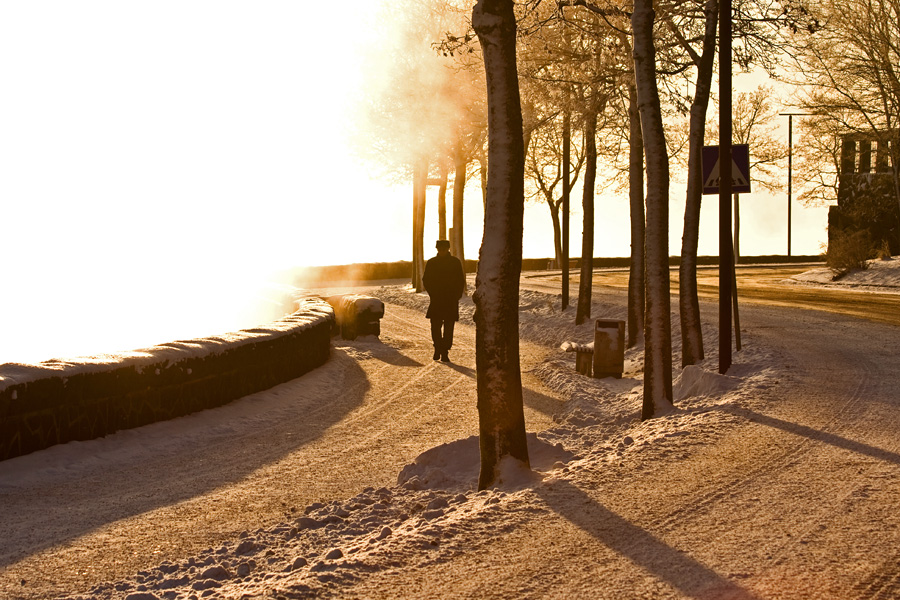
xmin=719 ymin=0 xmax=733 ymax=374
xmin=787 ymin=114 xmax=793 ymax=257
xmin=780 ymin=113 xmax=810 ymax=258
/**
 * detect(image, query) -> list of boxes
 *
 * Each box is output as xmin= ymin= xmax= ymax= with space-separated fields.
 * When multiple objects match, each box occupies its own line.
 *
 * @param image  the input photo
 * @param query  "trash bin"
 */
xmin=593 ymin=319 xmax=625 ymax=378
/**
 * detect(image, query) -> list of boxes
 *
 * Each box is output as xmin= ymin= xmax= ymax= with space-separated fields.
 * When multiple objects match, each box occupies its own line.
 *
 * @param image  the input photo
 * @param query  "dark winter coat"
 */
xmin=423 ymin=253 xmax=465 ymax=321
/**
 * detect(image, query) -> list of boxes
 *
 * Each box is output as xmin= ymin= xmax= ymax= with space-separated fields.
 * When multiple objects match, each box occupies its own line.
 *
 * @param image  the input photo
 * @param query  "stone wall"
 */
xmin=831 ymin=132 xmax=900 ymax=255
xmin=0 ymin=298 xmax=335 ymax=461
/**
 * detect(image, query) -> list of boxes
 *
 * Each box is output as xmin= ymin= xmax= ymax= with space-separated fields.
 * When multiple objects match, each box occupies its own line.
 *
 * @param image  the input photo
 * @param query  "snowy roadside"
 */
xmin=68 ymin=284 xmax=785 ymax=600
xmin=785 ymin=255 xmax=900 ymax=294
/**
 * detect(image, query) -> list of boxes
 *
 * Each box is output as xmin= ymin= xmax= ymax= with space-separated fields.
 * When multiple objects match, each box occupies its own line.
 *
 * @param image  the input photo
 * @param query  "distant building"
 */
xmin=830 ymin=131 xmax=900 ymax=254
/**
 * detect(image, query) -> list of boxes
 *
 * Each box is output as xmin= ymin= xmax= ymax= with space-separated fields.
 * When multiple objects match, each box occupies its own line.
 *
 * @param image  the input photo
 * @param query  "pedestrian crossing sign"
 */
xmin=702 ymin=144 xmax=751 ymax=194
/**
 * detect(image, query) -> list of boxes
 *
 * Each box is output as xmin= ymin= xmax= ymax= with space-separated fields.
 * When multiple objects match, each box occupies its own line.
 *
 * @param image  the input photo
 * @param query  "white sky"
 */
xmin=0 ymin=1 xmax=828 ymax=364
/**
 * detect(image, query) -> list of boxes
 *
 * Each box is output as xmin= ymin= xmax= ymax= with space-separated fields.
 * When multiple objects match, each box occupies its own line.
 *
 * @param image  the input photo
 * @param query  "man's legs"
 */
xmin=430 ymin=318 xmax=455 ymax=362
xmin=441 ymin=321 xmax=455 ymax=361
xmin=430 ymin=319 xmax=444 ymax=360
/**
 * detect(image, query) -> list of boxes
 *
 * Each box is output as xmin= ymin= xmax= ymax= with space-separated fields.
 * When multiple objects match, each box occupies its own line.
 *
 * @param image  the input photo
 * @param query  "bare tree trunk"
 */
xmin=627 ymin=84 xmax=646 ymax=348
xmin=438 ymin=170 xmax=448 ymax=241
xmin=452 ymin=155 xmax=467 ymax=291
xmin=633 ymin=0 xmax=674 ymax=420
xmin=893 ymin=133 xmax=900 ymax=252
xmin=733 ymin=193 xmax=741 ymax=263
xmin=548 ymin=202 xmax=563 ymax=268
xmin=562 ymin=105 xmax=571 ymax=309
xmin=678 ymin=0 xmax=717 ymax=367
xmin=472 ymin=0 xmax=529 ymax=490
xmin=412 ymin=161 xmax=427 ymax=292
xmin=576 ymin=107 xmax=598 ymax=325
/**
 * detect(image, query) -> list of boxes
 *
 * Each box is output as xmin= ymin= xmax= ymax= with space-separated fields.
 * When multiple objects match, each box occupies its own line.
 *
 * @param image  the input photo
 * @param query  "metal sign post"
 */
xmin=703 ymin=144 xmax=747 ymax=361
xmin=719 ymin=0 xmax=733 ymax=375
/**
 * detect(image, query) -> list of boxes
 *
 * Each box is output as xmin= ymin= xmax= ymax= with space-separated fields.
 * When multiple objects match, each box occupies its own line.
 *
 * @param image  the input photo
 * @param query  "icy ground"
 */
xmin=3 ymin=261 xmax=899 ymax=599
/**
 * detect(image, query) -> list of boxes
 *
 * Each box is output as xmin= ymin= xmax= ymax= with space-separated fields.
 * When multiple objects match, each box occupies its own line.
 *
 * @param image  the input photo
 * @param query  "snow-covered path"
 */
xmin=334 ymin=301 xmax=900 ymax=599
xmin=0 ymin=300 xmax=561 ymax=599
xmin=3 ymin=276 xmax=900 ymax=599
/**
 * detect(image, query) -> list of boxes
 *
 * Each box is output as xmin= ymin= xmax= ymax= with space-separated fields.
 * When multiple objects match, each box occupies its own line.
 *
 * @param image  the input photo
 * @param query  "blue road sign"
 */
xmin=702 ymin=144 xmax=751 ymax=194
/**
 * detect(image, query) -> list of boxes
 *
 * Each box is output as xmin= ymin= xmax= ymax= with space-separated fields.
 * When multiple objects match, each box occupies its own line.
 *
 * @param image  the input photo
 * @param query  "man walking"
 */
xmin=423 ymin=239 xmax=465 ymax=362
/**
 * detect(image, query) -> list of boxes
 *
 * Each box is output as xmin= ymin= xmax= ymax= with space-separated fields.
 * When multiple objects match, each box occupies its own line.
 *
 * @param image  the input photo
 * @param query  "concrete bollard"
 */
xmin=593 ymin=319 xmax=625 ymax=378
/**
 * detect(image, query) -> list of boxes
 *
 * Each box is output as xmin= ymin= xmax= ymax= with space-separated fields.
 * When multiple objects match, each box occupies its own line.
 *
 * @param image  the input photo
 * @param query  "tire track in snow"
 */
xmin=646 ymin=381 xmax=867 ymax=536
xmin=325 ymin=306 xmax=477 ymax=427
xmin=853 ymin=557 xmax=900 ymax=600
xmin=645 ymin=326 xmax=876 ymax=539
xmin=640 ymin=309 xmax=900 ymax=598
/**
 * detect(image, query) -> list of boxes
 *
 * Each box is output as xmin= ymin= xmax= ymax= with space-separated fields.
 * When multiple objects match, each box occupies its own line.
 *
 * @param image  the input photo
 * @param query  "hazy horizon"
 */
xmin=0 ymin=0 xmax=829 ymax=365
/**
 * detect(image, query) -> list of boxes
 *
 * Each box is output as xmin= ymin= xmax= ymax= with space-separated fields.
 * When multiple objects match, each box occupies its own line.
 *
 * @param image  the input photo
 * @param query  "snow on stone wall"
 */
xmin=0 ymin=298 xmax=335 ymax=461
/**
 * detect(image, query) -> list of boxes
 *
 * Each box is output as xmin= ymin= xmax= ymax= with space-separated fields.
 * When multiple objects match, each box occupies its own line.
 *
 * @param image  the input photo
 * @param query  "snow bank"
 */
xmin=788 ymin=256 xmax=900 ymax=293
xmin=673 ymin=364 xmax=741 ymax=401
xmin=324 ymin=294 xmax=385 ymax=340
xmin=396 ymin=433 xmax=576 ymax=492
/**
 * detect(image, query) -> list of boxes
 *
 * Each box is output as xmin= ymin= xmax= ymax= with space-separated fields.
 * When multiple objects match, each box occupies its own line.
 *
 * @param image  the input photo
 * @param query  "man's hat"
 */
xmin=436 ymin=239 xmax=450 ymax=250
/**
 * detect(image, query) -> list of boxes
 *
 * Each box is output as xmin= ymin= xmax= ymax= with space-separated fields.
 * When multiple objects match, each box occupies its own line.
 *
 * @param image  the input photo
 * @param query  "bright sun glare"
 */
xmin=0 ymin=1 xmax=829 ymax=365
xmin=0 ymin=0 xmax=406 ymax=364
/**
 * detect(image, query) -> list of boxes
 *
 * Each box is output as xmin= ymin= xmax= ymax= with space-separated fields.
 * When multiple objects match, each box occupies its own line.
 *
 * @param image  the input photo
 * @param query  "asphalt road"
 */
xmin=523 ymin=264 xmax=900 ymax=327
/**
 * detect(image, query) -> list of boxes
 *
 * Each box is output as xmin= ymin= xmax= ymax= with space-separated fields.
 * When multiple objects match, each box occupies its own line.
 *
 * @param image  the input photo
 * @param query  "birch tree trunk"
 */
xmin=627 ymin=84 xmax=646 ymax=348
xmin=472 ymin=0 xmax=530 ymax=490
xmin=576 ymin=107 xmax=598 ymax=326
xmin=632 ymin=0 xmax=674 ymax=419
xmin=678 ymin=0 xmax=717 ymax=366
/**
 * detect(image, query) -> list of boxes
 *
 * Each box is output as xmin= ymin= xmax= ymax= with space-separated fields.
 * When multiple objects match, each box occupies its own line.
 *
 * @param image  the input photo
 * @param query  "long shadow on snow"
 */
xmin=0 ymin=347 xmax=371 ymax=569
xmin=536 ymin=479 xmax=763 ymax=600
xmin=442 ymin=360 xmax=564 ymax=420
xmin=362 ymin=339 xmax=424 ymax=367
xmin=723 ymin=406 xmax=900 ymax=467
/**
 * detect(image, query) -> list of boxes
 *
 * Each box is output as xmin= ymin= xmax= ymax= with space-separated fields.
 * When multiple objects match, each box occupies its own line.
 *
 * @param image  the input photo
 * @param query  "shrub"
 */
xmin=826 ymin=229 xmax=874 ymax=279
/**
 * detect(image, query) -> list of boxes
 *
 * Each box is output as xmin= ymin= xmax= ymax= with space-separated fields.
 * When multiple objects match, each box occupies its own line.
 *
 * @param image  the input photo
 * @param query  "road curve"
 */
xmin=524 ymin=264 xmax=900 ymax=327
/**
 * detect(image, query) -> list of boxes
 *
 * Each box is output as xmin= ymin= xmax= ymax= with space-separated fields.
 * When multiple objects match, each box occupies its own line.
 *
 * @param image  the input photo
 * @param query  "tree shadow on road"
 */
xmin=723 ymin=405 xmax=900 ymax=466
xmin=535 ymin=478 xmax=762 ymax=600
xmin=523 ymin=385 xmax=566 ymax=420
xmin=439 ymin=361 xmax=563 ymax=420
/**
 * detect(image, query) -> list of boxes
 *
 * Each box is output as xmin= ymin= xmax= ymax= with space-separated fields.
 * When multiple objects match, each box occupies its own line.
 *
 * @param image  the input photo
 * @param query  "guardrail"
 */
xmin=0 ymin=298 xmax=335 ymax=461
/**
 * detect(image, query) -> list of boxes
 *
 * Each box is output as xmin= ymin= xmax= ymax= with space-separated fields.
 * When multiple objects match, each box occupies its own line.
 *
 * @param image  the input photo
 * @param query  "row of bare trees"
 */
xmin=365 ymin=0 xmax=886 ymax=487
